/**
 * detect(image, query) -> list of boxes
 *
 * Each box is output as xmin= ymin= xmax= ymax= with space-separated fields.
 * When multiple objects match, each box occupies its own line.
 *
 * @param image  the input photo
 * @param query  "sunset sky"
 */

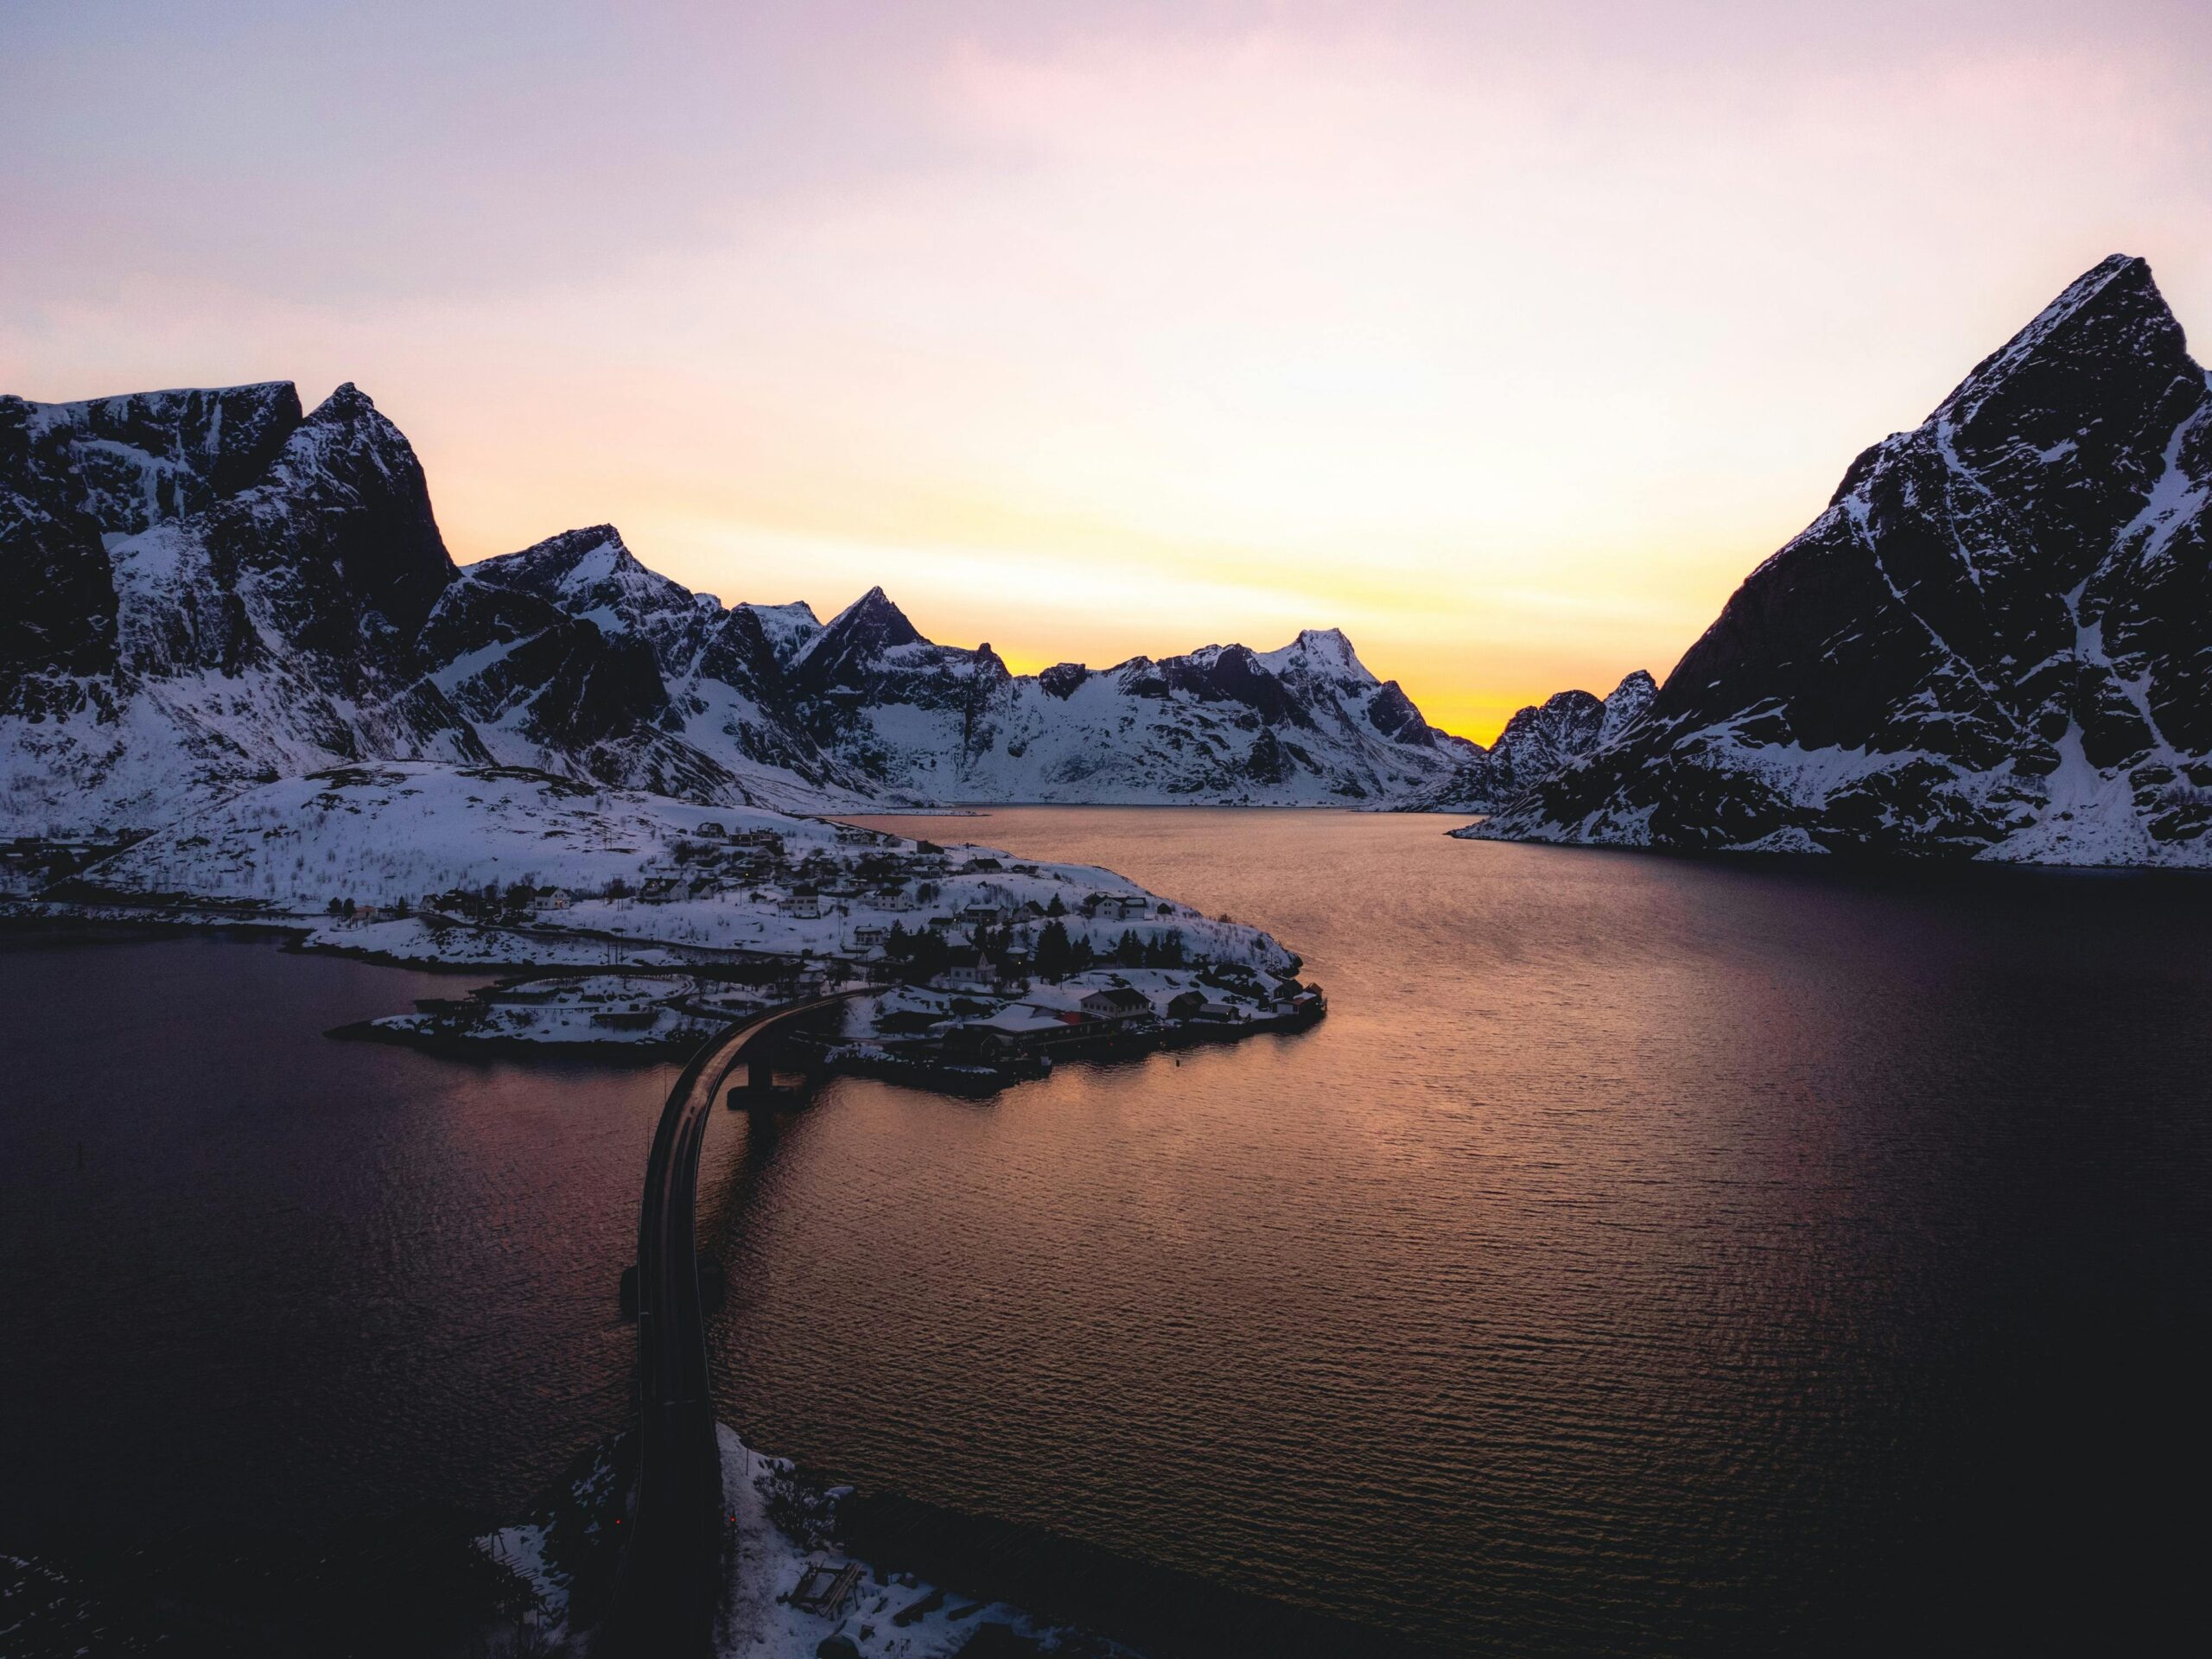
xmin=5 ymin=2 xmax=2210 ymax=740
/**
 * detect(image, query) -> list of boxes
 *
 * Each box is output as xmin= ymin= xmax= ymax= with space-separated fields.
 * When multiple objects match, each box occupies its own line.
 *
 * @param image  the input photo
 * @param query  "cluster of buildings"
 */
xmin=856 ymin=966 xmax=1328 ymax=1068
xmin=347 ymin=824 xmax=1319 ymax=1085
xmin=607 ymin=822 xmax=1185 ymax=987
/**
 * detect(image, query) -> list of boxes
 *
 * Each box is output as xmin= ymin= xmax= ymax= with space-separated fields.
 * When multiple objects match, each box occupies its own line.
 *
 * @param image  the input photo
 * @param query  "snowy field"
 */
xmin=74 ymin=762 xmax=1296 ymax=976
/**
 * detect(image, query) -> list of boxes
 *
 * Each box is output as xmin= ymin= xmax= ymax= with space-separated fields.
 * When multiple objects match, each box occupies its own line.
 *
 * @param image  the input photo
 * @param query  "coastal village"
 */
xmin=360 ymin=956 xmax=1325 ymax=1092
xmin=339 ymin=808 xmax=1325 ymax=1089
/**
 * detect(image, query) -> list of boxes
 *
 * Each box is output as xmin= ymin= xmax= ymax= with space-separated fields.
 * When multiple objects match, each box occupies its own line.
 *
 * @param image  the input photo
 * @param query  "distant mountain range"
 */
xmin=0 ymin=380 xmax=1630 ymax=834
xmin=1465 ymin=252 xmax=2212 ymax=867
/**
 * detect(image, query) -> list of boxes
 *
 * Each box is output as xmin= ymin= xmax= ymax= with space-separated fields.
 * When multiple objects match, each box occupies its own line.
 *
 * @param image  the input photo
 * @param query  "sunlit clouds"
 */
xmin=5 ymin=2 xmax=2209 ymax=739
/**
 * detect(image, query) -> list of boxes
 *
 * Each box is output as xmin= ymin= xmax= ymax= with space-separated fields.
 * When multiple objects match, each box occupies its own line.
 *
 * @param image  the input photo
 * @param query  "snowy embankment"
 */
xmin=70 ymin=762 xmax=1296 ymax=976
xmin=711 ymin=1425 xmax=1128 ymax=1658
xmin=477 ymin=1423 xmax=1134 ymax=1657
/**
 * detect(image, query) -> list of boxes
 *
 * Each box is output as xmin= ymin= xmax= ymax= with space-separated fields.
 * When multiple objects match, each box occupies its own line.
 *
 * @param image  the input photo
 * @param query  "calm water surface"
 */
xmin=4 ymin=811 xmax=2209 ymax=1654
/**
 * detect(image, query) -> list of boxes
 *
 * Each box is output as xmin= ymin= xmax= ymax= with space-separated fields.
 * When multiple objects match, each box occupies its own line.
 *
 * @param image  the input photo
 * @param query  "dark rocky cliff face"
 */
xmin=1365 ymin=680 xmax=1439 ymax=746
xmin=0 ymin=383 xmax=305 ymax=702
xmin=1470 ymin=254 xmax=2212 ymax=865
xmin=197 ymin=384 xmax=456 ymax=681
xmin=792 ymin=586 xmax=925 ymax=697
xmin=1 ymin=403 xmax=121 ymax=696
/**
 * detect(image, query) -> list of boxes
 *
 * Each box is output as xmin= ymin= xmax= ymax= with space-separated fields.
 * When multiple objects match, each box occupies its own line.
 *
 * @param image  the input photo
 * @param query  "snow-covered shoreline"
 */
xmin=479 ymin=1422 xmax=1136 ymax=1658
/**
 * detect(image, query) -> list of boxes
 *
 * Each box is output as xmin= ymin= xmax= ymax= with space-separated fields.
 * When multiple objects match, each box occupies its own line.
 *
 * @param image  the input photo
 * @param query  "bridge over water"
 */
xmin=598 ymin=990 xmax=857 ymax=1656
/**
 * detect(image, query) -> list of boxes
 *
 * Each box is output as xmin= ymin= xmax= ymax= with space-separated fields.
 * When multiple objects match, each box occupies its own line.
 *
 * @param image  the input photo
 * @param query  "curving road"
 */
xmin=600 ymin=991 xmax=858 ymax=1657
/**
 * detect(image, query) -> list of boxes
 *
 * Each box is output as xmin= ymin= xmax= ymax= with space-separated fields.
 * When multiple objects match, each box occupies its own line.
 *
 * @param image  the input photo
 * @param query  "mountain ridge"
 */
xmin=5 ymin=382 xmax=1615 ymax=831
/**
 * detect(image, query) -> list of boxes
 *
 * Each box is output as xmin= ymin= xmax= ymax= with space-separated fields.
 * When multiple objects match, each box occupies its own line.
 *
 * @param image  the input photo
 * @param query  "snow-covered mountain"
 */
xmin=3 ymin=382 xmax=492 ymax=833
xmin=1465 ymin=254 xmax=2212 ymax=866
xmin=1 ymin=382 xmax=1498 ymax=831
xmin=777 ymin=588 xmax=1482 ymax=803
xmin=0 ymin=384 xmax=876 ymax=833
xmin=431 ymin=525 xmax=877 ymax=807
xmin=1402 ymin=671 xmax=1655 ymax=812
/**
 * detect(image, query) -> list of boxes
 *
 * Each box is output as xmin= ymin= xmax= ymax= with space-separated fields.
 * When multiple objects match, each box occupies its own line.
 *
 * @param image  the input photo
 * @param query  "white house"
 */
xmin=937 ymin=958 xmax=1000 ymax=994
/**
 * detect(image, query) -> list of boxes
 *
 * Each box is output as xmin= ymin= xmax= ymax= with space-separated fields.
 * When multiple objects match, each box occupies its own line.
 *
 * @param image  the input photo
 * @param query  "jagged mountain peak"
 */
xmin=1606 ymin=668 xmax=1658 ymax=701
xmin=790 ymin=584 xmax=927 ymax=693
xmin=466 ymin=525 xmax=725 ymax=683
xmin=1258 ymin=626 xmax=1376 ymax=683
xmin=1932 ymin=253 xmax=2191 ymax=437
xmin=1597 ymin=670 xmax=1658 ymax=746
xmin=736 ymin=601 xmax=822 ymax=666
xmin=479 ymin=524 xmax=663 ymax=594
xmin=289 ymin=384 xmax=433 ymax=467
xmin=207 ymin=378 xmax=454 ymax=646
xmin=1942 ymin=255 xmax=2157 ymax=386
xmin=1039 ymin=662 xmax=1090 ymax=700
xmin=838 ymin=584 xmax=922 ymax=639
xmin=531 ymin=521 xmax=627 ymax=557
xmin=475 ymin=526 xmax=725 ymax=610
xmin=803 ymin=584 xmax=922 ymax=656
xmin=1395 ymin=669 xmax=1654 ymax=813
xmin=270 ymin=380 xmax=435 ymax=496
xmin=747 ymin=599 xmax=820 ymax=628
xmin=310 ymin=380 xmax=376 ymax=417
xmin=1493 ymin=689 xmax=1605 ymax=760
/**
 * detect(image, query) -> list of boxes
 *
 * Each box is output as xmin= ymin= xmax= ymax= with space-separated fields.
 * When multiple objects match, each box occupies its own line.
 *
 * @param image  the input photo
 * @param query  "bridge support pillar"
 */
xmin=726 ymin=1055 xmax=780 ymax=1110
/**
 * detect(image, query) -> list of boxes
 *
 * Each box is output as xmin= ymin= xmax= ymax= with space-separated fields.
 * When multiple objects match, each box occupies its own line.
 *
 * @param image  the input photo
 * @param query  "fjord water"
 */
xmin=4 ymin=812 xmax=2209 ymax=1653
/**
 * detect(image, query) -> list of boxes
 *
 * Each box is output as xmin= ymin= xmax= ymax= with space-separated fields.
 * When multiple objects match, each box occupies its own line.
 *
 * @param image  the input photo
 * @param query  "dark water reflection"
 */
xmin=4 ymin=814 xmax=2210 ymax=1654
xmin=0 ymin=935 xmax=676 ymax=1541
xmin=733 ymin=811 xmax=2212 ymax=1653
